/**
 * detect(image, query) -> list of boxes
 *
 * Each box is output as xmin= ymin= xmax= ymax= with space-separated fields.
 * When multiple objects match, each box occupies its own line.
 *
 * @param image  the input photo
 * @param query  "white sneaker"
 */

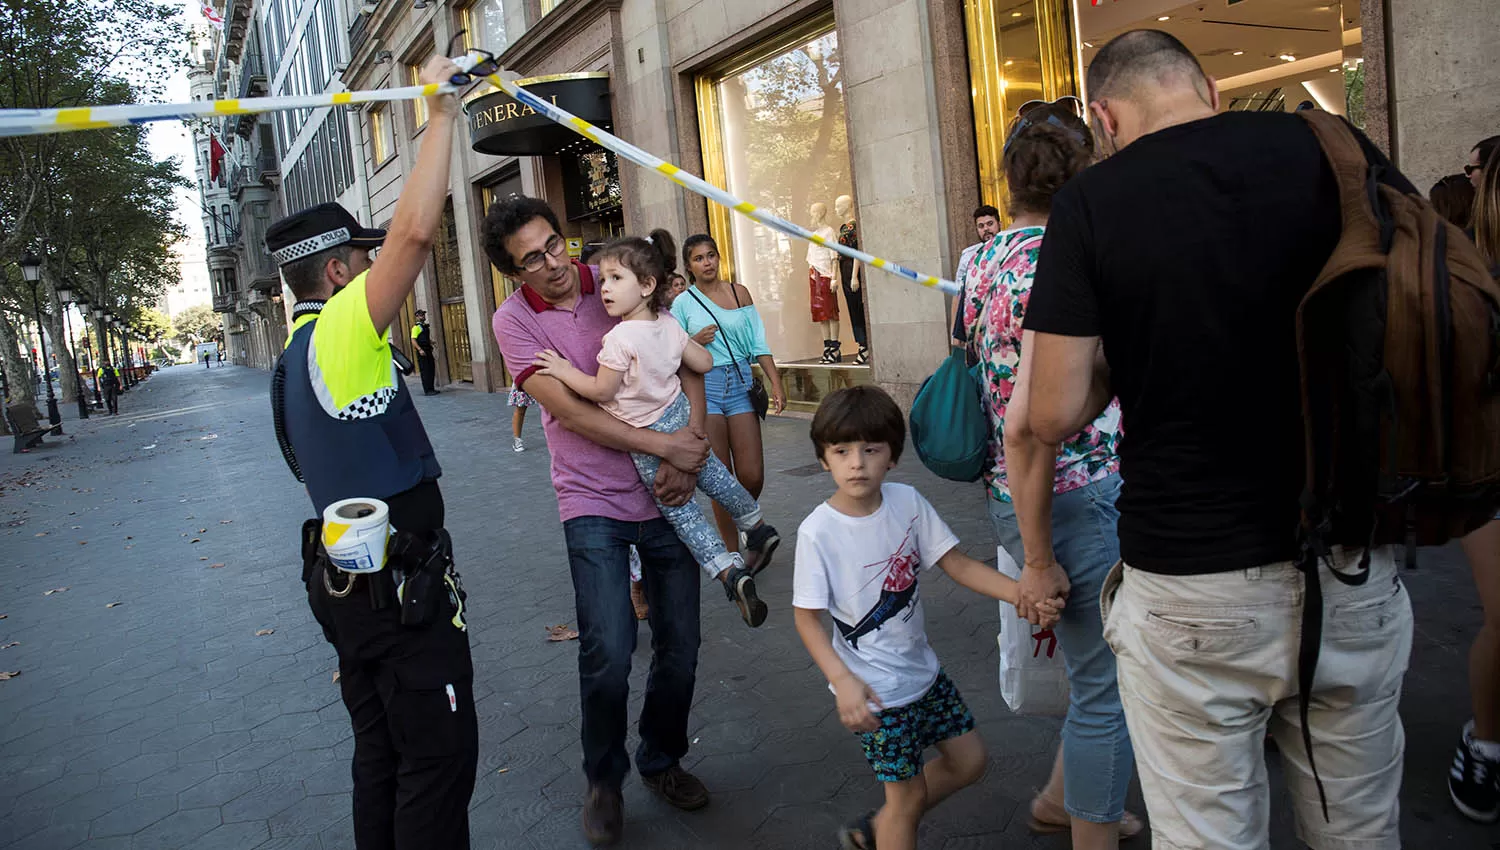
xmin=513 ymin=437 xmax=525 ymax=453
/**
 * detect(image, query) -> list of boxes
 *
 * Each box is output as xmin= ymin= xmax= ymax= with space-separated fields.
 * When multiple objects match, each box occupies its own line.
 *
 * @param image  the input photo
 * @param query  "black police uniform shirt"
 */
xmin=1023 ymin=111 xmax=1414 ymax=577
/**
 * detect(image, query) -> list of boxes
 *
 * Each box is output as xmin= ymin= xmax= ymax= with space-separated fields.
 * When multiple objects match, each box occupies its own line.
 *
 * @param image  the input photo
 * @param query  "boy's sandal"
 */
xmin=837 ymin=809 xmax=877 ymax=850
xmin=1028 ymin=795 xmax=1145 ymax=841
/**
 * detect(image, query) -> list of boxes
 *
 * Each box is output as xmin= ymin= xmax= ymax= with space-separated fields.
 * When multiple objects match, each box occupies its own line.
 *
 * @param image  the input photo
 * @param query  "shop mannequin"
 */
xmin=806 ymin=202 xmax=841 ymax=363
xmin=834 ymin=194 xmax=869 ymax=365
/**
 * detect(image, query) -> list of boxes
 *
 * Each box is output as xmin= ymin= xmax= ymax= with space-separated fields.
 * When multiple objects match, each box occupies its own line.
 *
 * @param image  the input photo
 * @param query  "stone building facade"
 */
xmin=194 ymin=0 xmax=1500 ymax=411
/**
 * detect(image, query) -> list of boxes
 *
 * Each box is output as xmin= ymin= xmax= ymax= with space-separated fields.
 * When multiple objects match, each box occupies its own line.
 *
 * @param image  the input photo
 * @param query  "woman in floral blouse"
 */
xmin=960 ymin=102 xmax=1138 ymax=848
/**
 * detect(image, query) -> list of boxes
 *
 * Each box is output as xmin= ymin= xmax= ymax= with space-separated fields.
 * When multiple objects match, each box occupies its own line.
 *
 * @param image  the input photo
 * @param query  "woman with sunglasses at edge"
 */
xmin=959 ymin=97 xmax=1143 ymax=848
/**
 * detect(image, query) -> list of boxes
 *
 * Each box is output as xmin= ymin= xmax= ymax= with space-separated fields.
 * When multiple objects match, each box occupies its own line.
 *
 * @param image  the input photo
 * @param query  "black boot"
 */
xmin=821 ymin=340 xmax=841 ymax=364
xmin=852 ymin=345 xmax=869 ymax=366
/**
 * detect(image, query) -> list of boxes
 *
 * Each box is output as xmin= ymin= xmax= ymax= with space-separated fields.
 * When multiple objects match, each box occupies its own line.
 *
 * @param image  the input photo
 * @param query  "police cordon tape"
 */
xmin=0 ymin=50 xmax=961 ymax=297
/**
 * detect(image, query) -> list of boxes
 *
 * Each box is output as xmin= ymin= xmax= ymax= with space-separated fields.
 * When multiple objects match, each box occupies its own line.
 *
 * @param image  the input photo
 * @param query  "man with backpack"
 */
xmin=1015 ymin=29 xmax=1500 ymax=850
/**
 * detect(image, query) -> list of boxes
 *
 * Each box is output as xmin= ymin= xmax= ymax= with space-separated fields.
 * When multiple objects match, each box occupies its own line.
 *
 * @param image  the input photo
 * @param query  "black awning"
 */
xmin=465 ymin=73 xmax=612 ymax=157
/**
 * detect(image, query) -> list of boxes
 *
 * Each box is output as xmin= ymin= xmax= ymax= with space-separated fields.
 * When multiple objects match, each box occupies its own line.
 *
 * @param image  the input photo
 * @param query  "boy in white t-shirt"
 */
xmin=792 ymin=386 xmax=1062 ymax=850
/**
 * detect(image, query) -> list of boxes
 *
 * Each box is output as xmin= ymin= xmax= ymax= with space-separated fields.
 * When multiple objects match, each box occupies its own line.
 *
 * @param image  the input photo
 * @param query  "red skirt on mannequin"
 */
xmin=809 ymin=268 xmax=839 ymax=322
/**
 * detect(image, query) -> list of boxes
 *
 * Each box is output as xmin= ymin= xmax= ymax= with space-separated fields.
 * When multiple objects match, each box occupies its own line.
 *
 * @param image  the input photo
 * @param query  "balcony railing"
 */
xmin=212 ymin=292 xmax=236 ymax=314
xmin=223 ymin=0 xmax=252 ymax=61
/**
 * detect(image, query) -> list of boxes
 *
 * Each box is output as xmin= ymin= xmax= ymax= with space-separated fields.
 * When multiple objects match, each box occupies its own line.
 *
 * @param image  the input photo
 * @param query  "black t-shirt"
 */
xmin=1024 ymin=111 xmax=1410 ymax=575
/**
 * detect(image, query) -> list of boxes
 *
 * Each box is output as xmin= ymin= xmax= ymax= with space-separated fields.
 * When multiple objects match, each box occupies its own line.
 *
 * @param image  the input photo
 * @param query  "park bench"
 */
xmin=5 ymin=403 xmax=53 ymax=454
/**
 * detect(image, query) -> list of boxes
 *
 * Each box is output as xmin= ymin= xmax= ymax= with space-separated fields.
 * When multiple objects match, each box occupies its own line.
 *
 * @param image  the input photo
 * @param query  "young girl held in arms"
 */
xmin=533 ymin=230 xmax=781 ymax=627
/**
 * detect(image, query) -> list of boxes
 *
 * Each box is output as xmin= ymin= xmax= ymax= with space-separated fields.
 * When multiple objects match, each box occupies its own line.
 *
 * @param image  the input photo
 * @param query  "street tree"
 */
xmin=172 ymin=304 xmax=220 ymax=345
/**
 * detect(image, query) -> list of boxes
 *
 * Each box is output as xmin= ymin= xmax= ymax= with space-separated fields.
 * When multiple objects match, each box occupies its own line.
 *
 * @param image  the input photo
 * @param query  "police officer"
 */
xmin=96 ymin=361 xmax=120 ymax=415
xmin=411 ymin=309 xmax=438 ymax=395
xmin=265 ymin=55 xmax=476 ymax=850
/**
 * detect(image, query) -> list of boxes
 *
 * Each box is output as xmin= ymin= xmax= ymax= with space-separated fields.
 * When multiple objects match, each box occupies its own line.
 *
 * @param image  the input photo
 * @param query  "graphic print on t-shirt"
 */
xmin=832 ymin=524 xmax=921 ymax=650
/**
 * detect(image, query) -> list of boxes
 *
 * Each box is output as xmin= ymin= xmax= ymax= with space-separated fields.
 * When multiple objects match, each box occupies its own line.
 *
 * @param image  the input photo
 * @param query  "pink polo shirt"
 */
xmin=492 ymin=262 xmax=660 ymax=524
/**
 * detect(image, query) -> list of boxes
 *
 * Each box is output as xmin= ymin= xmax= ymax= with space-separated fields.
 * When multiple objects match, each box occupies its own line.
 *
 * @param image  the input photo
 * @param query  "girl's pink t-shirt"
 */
xmin=596 ymin=314 xmax=691 ymax=428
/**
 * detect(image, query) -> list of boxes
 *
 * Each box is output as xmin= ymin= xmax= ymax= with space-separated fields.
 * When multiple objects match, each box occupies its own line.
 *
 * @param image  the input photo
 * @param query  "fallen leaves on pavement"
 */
xmin=190 ymin=538 xmax=200 ymax=543
xmin=105 ymin=602 xmax=123 ymax=608
xmin=209 ymin=563 xmax=225 ymax=569
xmin=33 ymin=532 xmax=46 ymax=537
xmin=545 ymin=624 xmax=579 ymax=642
xmin=332 ymin=671 xmax=340 ymax=683
xmin=255 ymin=628 xmax=275 ymax=636
xmin=0 ymin=672 xmax=19 ymax=681
xmin=43 ymin=587 xmax=69 ymax=596
xmin=0 ymin=642 xmax=18 ymax=649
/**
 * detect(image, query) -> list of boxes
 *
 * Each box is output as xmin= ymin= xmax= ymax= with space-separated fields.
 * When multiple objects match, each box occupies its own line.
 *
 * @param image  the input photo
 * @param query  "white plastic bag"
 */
xmin=996 ymin=545 xmax=1070 ymax=716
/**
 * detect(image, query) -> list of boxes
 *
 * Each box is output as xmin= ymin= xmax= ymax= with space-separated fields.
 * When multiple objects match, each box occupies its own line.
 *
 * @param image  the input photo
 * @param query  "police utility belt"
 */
xmin=299 ymin=498 xmax=466 ymax=630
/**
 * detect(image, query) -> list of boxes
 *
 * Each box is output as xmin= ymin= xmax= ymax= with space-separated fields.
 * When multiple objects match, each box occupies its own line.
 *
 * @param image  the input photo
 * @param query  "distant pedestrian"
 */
xmin=951 ymin=205 xmax=1002 ymax=366
xmin=218 ymin=348 xmax=225 ymax=366
xmin=412 ymin=309 xmax=439 ymax=395
xmin=202 ymin=349 xmax=211 ymax=369
xmin=96 ymin=362 xmax=120 ymax=415
xmin=793 ymin=385 xmax=1060 ymax=850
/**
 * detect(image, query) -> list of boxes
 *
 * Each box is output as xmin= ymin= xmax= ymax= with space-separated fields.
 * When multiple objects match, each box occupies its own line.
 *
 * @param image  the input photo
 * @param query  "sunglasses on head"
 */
xmin=1003 ymin=96 xmax=1090 ymax=154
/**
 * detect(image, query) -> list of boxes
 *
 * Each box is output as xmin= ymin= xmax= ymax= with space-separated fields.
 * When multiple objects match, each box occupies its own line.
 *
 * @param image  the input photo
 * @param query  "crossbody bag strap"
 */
xmin=687 ymin=289 xmax=748 ymax=381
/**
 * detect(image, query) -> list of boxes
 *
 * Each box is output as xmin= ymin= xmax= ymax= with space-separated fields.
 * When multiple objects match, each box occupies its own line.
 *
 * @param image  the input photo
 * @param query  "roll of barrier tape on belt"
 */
xmin=321 ymin=498 xmax=391 ymax=575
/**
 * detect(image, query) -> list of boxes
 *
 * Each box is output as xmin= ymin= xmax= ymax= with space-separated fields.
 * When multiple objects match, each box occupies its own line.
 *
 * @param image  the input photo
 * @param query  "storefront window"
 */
xmin=461 ymin=0 xmax=508 ymax=54
xmin=703 ymin=28 xmax=860 ymax=366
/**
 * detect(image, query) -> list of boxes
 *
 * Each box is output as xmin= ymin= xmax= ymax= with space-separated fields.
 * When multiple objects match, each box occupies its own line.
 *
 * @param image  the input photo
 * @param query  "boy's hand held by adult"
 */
xmin=1017 ymin=558 xmax=1070 ymax=626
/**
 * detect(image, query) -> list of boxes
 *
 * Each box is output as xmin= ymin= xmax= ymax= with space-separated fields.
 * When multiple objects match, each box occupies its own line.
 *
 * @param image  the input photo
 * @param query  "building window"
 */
xmin=696 ymin=20 xmax=854 ymax=365
xmin=408 ymin=62 xmax=429 ymax=128
xmin=370 ymin=106 xmax=394 ymax=166
xmin=460 ymin=0 xmax=508 ymax=53
xmin=540 ymin=0 xmax=558 ymax=14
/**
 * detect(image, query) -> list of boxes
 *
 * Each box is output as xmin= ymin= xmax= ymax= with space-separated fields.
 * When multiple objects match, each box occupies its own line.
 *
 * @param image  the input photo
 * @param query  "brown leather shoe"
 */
xmin=641 ymin=765 xmax=710 ymax=811
xmin=582 ymin=784 xmax=623 ymax=845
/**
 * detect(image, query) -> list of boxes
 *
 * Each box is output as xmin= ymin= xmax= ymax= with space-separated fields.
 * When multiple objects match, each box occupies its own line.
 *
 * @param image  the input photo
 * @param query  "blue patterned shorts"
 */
xmin=857 ymin=670 xmax=975 ymax=783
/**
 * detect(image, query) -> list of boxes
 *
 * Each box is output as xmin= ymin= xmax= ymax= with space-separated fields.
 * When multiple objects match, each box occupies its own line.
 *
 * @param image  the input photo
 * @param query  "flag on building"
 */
xmin=208 ymin=132 xmax=227 ymax=186
xmin=201 ymin=4 xmax=224 ymax=25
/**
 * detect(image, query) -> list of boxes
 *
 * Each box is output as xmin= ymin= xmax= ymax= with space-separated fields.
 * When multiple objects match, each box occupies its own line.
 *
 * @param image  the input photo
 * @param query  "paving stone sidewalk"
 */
xmin=1 ymin=365 xmax=1495 ymax=849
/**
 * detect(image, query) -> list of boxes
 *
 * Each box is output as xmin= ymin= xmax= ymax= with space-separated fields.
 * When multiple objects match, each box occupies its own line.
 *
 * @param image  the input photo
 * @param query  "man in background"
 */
xmin=951 ymin=204 xmax=1002 ymax=364
xmin=412 ymin=309 xmax=438 ymax=395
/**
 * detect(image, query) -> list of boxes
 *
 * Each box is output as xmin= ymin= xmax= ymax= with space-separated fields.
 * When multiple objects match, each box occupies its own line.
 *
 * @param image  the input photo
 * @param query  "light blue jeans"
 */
xmin=988 ymin=473 xmax=1134 ymax=823
xmin=632 ymin=393 xmax=762 ymax=578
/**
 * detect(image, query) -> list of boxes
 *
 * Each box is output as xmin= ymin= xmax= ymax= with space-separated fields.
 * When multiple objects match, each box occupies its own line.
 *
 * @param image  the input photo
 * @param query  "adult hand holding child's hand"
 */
xmin=1018 ymin=557 xmax=1070 ymax=626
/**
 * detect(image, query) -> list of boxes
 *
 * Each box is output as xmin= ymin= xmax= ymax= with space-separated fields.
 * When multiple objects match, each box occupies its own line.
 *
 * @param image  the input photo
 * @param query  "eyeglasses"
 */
xmin=1004 ymin=96 xmax=1091 ymax=155
xmin=1465 ymin=163 xmax=1484 ymax=176
xmin=519 ymin=235 xmax=567 ymax=273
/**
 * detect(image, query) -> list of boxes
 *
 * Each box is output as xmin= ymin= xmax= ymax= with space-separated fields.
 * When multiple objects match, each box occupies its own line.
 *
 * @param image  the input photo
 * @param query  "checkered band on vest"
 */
xmin=337 ymin=386 xmax=398 ymax=420
xmin=272 ymin=228 xmax=351 ymax=265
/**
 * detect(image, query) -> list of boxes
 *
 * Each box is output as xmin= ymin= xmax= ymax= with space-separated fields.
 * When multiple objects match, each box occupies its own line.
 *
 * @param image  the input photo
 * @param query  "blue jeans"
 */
xmin=563 ymin=515 xmax=702 ymax=787
xmin=988 ymin=473 xmax=1134 ymax=823
xmin=702 ymin=362 xmax=756 ymax=417
xmin=632 ymin=393 xmax=762 ymax=577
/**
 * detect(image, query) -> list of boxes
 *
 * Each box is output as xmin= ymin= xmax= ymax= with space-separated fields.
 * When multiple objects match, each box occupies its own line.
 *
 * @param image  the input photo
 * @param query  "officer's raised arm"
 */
xmin=363 ymin=54 xmax=462 ymax=332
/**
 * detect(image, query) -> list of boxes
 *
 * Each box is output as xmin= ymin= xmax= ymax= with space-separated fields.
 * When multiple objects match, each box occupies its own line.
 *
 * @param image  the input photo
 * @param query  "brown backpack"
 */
xmin=1292 ymin=110 xmax=1500 ymax=818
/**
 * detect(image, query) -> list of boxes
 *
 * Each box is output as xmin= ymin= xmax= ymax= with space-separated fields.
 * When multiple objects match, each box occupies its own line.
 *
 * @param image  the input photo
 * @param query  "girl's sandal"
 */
xmin=1028 ymin=795 xmax=1145 ymax=841
xmin=837 ymin=809 xmax=878 ymax=850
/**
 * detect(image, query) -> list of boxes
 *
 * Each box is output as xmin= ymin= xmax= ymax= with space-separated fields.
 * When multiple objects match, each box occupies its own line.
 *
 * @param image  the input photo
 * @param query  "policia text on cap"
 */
xmin=266 ymin=56 xmax=478 ymax=850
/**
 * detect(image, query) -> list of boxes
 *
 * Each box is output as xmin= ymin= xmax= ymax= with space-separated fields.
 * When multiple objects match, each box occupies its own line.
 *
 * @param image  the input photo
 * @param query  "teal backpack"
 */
xmin=909 ymin=349 xmax=989 ymax=482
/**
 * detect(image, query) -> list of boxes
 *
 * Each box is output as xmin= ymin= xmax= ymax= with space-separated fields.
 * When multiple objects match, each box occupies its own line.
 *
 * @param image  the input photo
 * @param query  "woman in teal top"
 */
xmin=672 ymin=234 xmax=786 ymax=561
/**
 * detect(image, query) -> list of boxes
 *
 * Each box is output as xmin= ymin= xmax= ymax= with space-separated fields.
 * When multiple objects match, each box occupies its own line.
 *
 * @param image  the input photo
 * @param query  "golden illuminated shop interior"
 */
xmin=966 ymin=0 xmax=1364 ymax=211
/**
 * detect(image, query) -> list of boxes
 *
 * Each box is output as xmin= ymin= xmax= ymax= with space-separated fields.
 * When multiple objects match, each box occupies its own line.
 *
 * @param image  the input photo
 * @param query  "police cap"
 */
xmin=266 ymin=203 xmax=386 ymax=267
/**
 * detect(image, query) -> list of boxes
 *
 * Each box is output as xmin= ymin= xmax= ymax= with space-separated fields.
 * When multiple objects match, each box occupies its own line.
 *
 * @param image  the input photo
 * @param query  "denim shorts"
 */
xmin=856 ymin=670 xmax=975 ymax=782
xmin=702 ymin=362 xmax=755 ymax=418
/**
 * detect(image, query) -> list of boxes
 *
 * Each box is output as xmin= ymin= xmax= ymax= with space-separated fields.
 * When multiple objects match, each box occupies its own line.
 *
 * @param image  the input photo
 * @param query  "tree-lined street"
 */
xmin=0 ymin=366 xmax=1493 ymax=849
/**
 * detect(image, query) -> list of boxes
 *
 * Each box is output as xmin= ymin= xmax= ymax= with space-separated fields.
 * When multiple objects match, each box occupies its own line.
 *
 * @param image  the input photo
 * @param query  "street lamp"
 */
xmin=53 ymin=284 xmax=90 ymax=420
xmin=77 ymin=296 xmax=103 ymax=408
xmin=19 ymin=253 xmax=61 ymax=434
